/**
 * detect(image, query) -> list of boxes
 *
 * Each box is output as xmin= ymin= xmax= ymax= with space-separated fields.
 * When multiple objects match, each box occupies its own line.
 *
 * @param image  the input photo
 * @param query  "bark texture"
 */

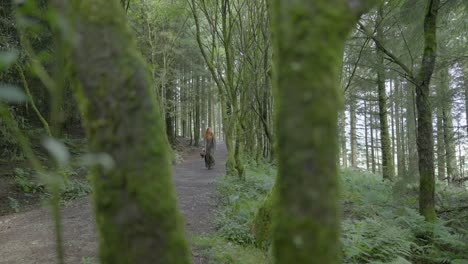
xmin=58 ymin=1 xmax=191 ymax=263
xmin=271 ymin=0 xmax=375 ymax=262
xmin=416 ymin=0 xmax=439 ymax=222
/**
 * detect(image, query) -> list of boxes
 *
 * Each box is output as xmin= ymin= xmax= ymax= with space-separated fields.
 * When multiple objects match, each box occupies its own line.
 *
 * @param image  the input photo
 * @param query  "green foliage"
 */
xmin=81 ymin=256 xmax=97 ymax=264
xmin=191 ymin=235 xmax=270 ymax=264
xmin=8 ymin=196 xmax=20 ymax=213
xmin=14 ymin=167 xmax=44 ymax=193
xmin=0 ymin=122 xmax=24 ymax=159
xmin=252 ymin=187 xmax=274 ymax=250
xmin=59 ymin=178 xmax=91 ymax=201
xmin=220 ymin=166 xmax=467 ymax=263
xmin=341 ymin=169 xmax=468 ymax=264
xmin=14 ymin=166 xmax=91 ymax=201
xmin=171 ymin=149 xmax=184 ymax=165
xmin=215 ymin=161 xmax=275 ymax=246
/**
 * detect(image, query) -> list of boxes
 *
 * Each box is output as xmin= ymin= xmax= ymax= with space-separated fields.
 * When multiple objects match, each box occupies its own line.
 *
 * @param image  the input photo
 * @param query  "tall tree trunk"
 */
xmin=440 ymin=67 xmax=459 ymax=184
xmin=271 ymin=0 xmax=376 ymax=262
xmin=181 ymin=70 xmax=187 ymax=138
xmin=208 ymin=80 xmax=213 ymax=128
xmin=375 ymin=5 xmax=394 ymax=180
xmin=464 ymin=64 xmax=468 ymax=134
xmin=406 ymin=84 xmax=419 ymax=180
xmin=395 ymin=79 xmax=406 ymax=177
xmin=370 ymin=104 xmax=376 ymax=173
xmin=201 ymin=76 xmax=207 ymax=131
xmin=436 ymin=106 xmax=446 ymax=181
xmin=400 ymin=95 xmax=407 ymax=175
xmin=340 ymin=109 xmax=348 ymax=167
xmin=416 ymin=0 xmax=439 ymax=222
xmin=194 ymin=76 xmax=201 ymax=146
xmin=55 ymin=0 xmax=191 ymax=262
xmin=364 ymin=100 xmax=370 ymax=171
xmin=165 ymin=81 xmax=175 ymax=145
xmin=391 ymin=88 xmax=396 ymax=170
xmin=224 ymin=102 xmax=237 ymax=175
xmin=376 ymin=123 xmax=381 ymax=173
xmin=350 ymin=95 xmax=358 ymax=167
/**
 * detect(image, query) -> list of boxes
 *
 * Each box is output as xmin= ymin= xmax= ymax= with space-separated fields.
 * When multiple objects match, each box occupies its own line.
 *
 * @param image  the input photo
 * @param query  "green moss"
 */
xmin=252 ymin=188 xmax=274 ymax=250
xmin=270 ymin=0 xmax=376 ymax=263
xmin=63 ymin=0 xmax=191 ymax=263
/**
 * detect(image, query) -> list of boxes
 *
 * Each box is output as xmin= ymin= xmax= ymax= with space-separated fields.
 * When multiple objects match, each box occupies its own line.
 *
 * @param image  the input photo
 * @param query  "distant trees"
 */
xmin=189 ymin=0 xmax=273 ymax=177
xmin=341 ymin=0 xmax=467 ymax=221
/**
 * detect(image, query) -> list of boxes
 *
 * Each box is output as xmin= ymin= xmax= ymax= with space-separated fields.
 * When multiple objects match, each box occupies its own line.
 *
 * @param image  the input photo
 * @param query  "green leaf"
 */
xmin=42 ymin=138 xmax=70 ymax=167
xmin=0 ymin=85 xmax=27 ymax=103
xmin=0 ymin=51 xmax=18 ymax=71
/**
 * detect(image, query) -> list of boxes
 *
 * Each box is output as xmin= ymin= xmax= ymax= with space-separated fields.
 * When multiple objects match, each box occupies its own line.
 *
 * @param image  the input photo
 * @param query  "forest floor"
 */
xmin=0 ymin=142 xmax=226 ymax=264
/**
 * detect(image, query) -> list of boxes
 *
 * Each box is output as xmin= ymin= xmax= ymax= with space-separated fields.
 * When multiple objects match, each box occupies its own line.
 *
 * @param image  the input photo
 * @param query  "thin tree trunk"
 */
xmin=194 ymin=76 xmax=201 ymax=146
xmin=350 ymin=95 xmax=358 ymax=167
xmin=375 ymin=5 xmax=394 ymax=180
xmin=464 ymin=64 xmax=468 ymax=134
xmin=364 ymin=100 xmax=370 ymax=170
xmin=395 ymin=79 xmax=406 ymax=177
xmin=440 ymin=66 xmax=459 ymax=183
xmin=371 ymin=103 xmax=376 ymax=174
xmin=406 ymin=84 xmax=419 ymax=180
xmin=341 ymin=109 xmax=348 ymax=167
xmin=436 ymin=106 xmax=446 ymax=181
xmin=208 ymin=79 xmax=213 ymax=128
xmin=17 ymin=65 xmax=52 ymax=137
xmin=165 ymin=80 xmax=175 ymax=145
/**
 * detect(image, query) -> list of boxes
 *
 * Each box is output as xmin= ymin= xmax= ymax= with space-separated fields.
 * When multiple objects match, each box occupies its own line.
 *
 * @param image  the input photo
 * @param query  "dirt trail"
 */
xmin=0 ymin=143 xmax=226 ymax=264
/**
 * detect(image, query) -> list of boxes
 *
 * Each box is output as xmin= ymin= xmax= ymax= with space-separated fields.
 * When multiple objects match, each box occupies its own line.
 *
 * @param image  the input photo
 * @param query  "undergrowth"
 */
xmin=195 ymin=160 xmax=274 ymax=263
xmin=192 ymin=235 xmax=270 ymax=264
xmin=341 ymin=170 xmax=468 ymax=263
xmin=209 ymin=163 xmax=468 ymax=263
xmin=11 ymin=166 xmax=91 ymax=212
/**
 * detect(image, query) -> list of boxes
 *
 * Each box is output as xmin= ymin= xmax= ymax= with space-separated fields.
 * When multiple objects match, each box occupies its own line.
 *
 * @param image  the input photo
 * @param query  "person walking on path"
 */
xmin=204 ymin=127 xmax=216 ymax=169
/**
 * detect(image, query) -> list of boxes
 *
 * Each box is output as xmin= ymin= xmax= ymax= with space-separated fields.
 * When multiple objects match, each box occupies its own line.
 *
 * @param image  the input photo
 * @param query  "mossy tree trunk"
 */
xmin=361 ymin=0 xmax=438 ymax=221
xmin=271 ymin=0 xmax=376 ymax=263
xmin=416 ymin=0 xmax=439 ymax=222
xmin=53 ymin=1 xmax=191 ymax=263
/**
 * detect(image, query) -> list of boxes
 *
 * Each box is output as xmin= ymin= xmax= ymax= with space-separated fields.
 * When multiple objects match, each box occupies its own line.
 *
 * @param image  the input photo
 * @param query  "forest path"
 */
xmin=0 ymin=143 xmax=226 ymax=264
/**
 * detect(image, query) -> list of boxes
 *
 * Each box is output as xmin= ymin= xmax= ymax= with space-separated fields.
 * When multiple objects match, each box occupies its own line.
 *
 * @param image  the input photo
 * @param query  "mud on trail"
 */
xmin=0 ymin=143 xmax=227 ymax=264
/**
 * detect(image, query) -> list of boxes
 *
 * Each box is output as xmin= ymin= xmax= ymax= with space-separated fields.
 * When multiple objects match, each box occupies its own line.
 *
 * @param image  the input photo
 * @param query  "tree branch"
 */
xmin=358 ymin=21 xmax=415 ymax=81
